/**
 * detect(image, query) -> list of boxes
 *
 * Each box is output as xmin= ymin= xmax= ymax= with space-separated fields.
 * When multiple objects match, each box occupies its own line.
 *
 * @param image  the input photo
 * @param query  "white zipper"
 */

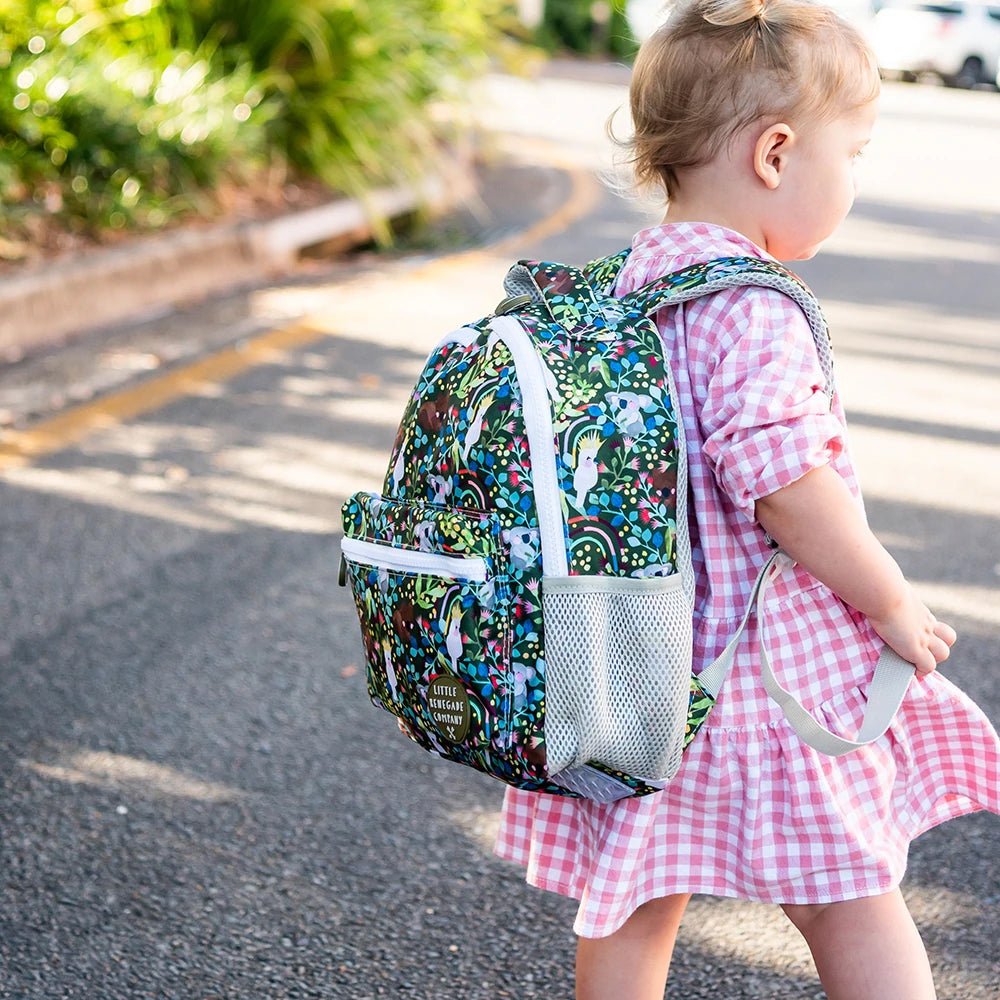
xmin=435 ymin=318 xmax=569 ymax=579
xmin=340 ymin=536 xmax=488 ymax=582
xmin=487 ymin=316 xmax=568 ymax=578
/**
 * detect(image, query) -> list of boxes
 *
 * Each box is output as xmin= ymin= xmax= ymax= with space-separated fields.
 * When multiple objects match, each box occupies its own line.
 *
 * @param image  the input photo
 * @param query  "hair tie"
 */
xmin=701 ymin=0 xmax=769 ymax=27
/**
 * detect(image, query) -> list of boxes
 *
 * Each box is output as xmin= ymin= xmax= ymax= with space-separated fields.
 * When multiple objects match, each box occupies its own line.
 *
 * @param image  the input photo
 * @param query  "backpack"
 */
xmin=338 ymin=250 xmax=914 ymax=801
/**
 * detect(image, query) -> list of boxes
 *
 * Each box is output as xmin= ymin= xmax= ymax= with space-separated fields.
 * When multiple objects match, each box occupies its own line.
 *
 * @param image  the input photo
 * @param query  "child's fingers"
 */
xmin=933 ymin=619 xmax=957 ymax=649
xmin=913 ymin=620 xmax=956 ymax=676
xmin=912 ymin=652 xmax=939 ymax=677
xmin=929 ymin=626 xmax=954 ymax=668
xmin=870 ymin=601 xmax=955 ymax=675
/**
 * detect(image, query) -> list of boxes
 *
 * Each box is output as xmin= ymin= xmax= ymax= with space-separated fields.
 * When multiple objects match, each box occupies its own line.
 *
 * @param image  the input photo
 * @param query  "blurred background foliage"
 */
xmin=0 ymin=0 xmax=503 ymax=252
xmin=538 ymin=0 xmax=636 ymax=60
xmin=1 ymin=0 xmax=273 ymax=237
xmin=0 ymin=0 xmax=634 ymax=258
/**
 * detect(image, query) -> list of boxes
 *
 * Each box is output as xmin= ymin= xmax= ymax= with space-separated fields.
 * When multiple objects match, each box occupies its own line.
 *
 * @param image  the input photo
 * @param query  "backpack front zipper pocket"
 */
xmin=340 ymin=537 xmax=488 ymax=582
xmin=340 ymin=493 xmax=511 ymax=757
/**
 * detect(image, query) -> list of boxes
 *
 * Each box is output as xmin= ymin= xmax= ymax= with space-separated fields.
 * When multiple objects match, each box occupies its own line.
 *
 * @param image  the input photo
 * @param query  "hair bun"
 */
xmin=700 ymin=0 xmax=769 ymax=26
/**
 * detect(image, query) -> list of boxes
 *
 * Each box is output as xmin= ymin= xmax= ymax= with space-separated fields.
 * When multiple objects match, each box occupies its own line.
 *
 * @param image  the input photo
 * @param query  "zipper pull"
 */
xmin=494 ymin=293 xmax=533 ymax=316
xmin=338 ymin=553 xmax=348 ymax=587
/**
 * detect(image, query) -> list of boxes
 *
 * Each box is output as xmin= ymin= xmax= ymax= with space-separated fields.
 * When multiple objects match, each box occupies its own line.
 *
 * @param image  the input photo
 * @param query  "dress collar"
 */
xmin=629 ymin=222 xmax=774 ymax=263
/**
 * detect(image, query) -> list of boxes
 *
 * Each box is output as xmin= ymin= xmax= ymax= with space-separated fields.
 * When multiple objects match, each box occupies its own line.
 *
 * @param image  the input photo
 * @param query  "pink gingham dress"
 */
xmin=494 ymin=222 xmax=1000 ymax=938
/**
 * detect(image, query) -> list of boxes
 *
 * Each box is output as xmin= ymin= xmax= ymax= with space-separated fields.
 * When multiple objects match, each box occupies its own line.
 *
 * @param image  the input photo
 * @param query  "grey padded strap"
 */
xmin=631 ymin=267 xmax=835 ymax=405
xmin=699 ymin=552 xmax=915 ymax=755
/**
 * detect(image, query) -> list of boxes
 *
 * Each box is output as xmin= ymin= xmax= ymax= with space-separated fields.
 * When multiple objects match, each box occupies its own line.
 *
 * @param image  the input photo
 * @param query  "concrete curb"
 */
xmin=0 ymin=61 xmax=617 ymax=365
xmin=0 ymin=161 xmax=467 ymax=363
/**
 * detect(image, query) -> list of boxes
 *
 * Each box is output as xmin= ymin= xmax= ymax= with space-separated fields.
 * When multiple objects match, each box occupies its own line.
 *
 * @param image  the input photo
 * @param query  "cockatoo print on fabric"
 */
xmin=572 ymin=430 xmax=601 ymax=512
xmin=382 ymin=636 xmax=399 ymax=701
xmin=462 ymin=393 xmax=494 ymax=463
xmin=444 ymin=602 xmax=464 ymax=674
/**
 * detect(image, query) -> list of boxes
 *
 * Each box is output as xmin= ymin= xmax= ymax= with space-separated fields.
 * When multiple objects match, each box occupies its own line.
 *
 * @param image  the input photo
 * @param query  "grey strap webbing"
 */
xmin=699 ymin=552 xmax=915 ymax=755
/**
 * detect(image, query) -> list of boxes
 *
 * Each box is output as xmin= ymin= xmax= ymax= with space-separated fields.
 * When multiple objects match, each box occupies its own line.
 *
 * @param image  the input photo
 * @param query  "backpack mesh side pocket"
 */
xmin=542 ymin=574 xmax=694 ymax=781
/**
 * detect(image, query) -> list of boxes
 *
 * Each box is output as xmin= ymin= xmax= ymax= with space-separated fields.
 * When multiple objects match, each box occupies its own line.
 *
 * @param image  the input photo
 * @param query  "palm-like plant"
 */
xmin=1 ymin=0 xmax=272 ymax=233
xmin=178 ymin=0 xmax=499 ymax=198
xmin=1 ymin=0 xmax=501 ymax=242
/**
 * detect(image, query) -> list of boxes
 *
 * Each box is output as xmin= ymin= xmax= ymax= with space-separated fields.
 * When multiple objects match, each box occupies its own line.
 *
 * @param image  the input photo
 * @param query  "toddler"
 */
xmin=494 ymin=0 xmax=1000 ymax=997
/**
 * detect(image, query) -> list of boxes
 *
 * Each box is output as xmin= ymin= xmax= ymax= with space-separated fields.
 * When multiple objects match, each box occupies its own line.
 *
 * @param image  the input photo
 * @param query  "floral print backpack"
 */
xmin=339 ymin=250 xmax=839 ymax=801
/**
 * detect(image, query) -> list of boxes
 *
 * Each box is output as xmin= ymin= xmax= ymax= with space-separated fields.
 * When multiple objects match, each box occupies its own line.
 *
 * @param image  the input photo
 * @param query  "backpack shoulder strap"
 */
xmin=621 ymin=255 xmax=835 ymax=402
xmin=582 ymin=248 xmax=632 ymax=293
xmin=502 ymin=253 xmax=833 ymax=399
xmin=582 ymin=252 xmax=909 ymax=752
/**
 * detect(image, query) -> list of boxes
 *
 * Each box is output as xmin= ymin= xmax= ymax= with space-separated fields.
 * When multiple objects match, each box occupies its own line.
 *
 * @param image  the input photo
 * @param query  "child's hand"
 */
xmin=867 ymin=586 xmax=957 ymax=676
xmin=755 ymin=467 xmax=958 ymax=676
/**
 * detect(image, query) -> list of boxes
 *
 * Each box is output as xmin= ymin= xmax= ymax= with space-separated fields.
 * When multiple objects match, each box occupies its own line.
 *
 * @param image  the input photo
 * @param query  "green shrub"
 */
xmin=0 ymin=0 xmax=502 ymax=246
xmin=174 ymin=0 xmax=502 ymax=204
xmin=0 ymin=1 xmax=273 ymax=236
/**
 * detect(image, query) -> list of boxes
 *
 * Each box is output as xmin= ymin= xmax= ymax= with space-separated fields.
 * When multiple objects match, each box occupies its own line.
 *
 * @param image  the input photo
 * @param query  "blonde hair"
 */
xmin=620 ymin=0 xmax=880 ymax=200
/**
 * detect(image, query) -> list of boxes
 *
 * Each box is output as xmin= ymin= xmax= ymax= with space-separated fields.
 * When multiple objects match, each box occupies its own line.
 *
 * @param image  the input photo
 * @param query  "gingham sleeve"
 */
xmin=693 ymin=286 xmax=845 ymax=520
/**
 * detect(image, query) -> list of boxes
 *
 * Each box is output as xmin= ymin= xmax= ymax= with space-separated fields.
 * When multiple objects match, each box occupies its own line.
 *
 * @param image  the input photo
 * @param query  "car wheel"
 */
xmin=950 ymin=56 xmax=984 ymax=88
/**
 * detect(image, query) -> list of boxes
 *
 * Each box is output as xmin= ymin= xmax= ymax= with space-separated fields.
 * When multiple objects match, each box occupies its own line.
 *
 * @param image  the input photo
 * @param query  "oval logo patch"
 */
xmin=427 ymin=675 xmax=471 ymax=744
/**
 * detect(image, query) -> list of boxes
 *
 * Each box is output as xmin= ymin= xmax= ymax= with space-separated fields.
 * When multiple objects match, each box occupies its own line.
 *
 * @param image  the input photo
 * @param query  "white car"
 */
xmin=869 ymin=0 xmax=1000 ymax=87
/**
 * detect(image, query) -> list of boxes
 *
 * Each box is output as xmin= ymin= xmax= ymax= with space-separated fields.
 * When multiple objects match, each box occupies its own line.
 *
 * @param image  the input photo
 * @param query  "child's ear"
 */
xmin=753 ymin=123 xmax=795 ymax=190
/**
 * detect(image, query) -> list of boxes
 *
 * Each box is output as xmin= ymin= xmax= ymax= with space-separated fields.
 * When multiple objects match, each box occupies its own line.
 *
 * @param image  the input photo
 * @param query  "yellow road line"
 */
xmin=0 ymin=155 xmax=600 ymax=473
xmin=0 ymin=322 xmax=333 ymax=471
xmin=480 ymin=159 xmax=601 ymax=257
xmin=411 ymin=158 xmax=601 ymax=281
xmin=493 ymin=163 xmax=601 ymax=254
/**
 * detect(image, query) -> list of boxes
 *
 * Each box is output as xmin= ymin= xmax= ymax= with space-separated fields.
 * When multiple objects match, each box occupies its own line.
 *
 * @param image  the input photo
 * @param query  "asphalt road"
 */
xmin=1 ymin=72 xmax=999 ymax=999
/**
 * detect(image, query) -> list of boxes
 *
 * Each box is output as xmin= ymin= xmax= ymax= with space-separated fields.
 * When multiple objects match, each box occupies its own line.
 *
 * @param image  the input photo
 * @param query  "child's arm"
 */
xmin=754 ymin=465 xmax=956 ymax=676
